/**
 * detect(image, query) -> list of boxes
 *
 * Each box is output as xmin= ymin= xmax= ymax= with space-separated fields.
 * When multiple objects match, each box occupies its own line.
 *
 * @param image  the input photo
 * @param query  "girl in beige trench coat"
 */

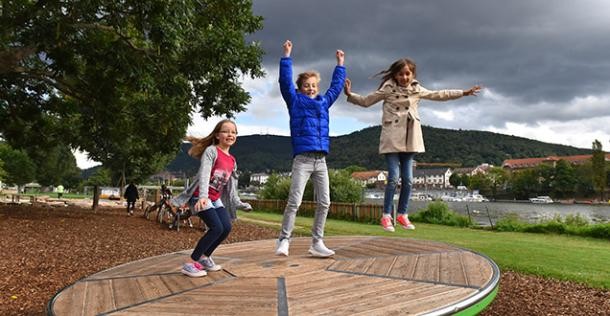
xmin=344 ymin=58 xmax=481 ymax=232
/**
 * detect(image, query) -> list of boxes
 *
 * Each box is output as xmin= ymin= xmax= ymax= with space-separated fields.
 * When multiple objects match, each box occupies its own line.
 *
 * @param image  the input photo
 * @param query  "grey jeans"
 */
xmin=279 ymin=153 xmax=330 ymax=243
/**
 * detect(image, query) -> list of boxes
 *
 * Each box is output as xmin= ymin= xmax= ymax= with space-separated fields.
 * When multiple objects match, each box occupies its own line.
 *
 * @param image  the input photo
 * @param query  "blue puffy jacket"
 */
xmin=279 ymin=57 xmax=346 ymax=157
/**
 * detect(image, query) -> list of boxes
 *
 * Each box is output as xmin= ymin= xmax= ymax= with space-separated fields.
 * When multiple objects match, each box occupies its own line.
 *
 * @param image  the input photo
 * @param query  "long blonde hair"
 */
xmin=186 ymin=119 xmax=237 ymax=159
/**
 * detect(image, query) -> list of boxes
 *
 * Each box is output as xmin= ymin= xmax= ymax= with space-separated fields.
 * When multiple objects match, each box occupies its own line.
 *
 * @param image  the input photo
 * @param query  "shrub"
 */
xmin=494 ymin=213 xmax=525 ymax=232
xmin=410 ymin=201 xmax=472 ymax=227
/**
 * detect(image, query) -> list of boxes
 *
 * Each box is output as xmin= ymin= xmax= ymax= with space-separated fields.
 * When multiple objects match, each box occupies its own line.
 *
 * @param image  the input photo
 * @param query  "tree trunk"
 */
xmin=92 ymin=185 xmax=100 ymax=211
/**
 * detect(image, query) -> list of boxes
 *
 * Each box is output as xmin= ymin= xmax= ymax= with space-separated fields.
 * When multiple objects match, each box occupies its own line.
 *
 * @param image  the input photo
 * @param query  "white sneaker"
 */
xmin=275 ymin=239 xmax=289 ymax=256
xmin=180 ymin=263 xmax=207 ymax=278
xmin=309 ymin=240 xmax=335 ymax=258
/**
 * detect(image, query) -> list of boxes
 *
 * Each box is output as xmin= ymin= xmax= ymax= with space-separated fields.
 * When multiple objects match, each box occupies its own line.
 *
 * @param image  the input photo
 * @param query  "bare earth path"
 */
xmin=1 ymin=204 xmax=608 ymax=315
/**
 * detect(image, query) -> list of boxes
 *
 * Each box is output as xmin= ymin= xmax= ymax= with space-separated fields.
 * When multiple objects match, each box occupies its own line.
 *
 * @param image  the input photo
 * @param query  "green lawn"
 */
xmin=238 ymin=211 xmax=610 ymax=289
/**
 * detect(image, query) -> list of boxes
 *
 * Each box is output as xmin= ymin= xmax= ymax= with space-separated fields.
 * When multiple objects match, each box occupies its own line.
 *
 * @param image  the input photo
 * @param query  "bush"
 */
xmin=493 ymin=213 xmax=609 ymax=240
xmin=577 ymin=223 xmax=610 ymax=239
xmin=410 ymin=201 xmax=472 ymax=227
xmin=564 ymin=213 xmax=589 ymax=227
xmin=495 ymin=213 xmax=525 ymax=232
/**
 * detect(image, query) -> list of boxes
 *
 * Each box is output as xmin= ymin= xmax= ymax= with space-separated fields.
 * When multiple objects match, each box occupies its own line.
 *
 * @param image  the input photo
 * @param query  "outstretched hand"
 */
xmin=283 ymin=40 xmax=292 ymax=57
xmin=344 ymin=78 xmax=352 ymax=96
xmin=464 ymin=85 xmax=482 ymax=96
xmin=336 ymin=49 xmax=344 ymax=66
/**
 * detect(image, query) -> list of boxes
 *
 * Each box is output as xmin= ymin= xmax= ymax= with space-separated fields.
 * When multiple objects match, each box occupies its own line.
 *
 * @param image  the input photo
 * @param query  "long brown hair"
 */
xmin=374 ymin=58 xmax=417 ymax=89
xmin=186 ymin=119 xmax=237 ymax=159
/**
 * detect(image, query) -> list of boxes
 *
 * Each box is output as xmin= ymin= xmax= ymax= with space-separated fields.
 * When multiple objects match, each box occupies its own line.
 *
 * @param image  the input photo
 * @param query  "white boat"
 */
xmin=410 ymin=193 xmax=432 ymax=201
xmin=529 ymin=196 xmax=554 ymax=204
xmin=462 ymin=194 xmax=489 ymax=202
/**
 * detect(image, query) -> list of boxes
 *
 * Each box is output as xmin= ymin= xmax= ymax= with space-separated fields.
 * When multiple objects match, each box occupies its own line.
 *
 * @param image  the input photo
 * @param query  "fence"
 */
xmin=242 ymin=199 xmax=388 ymax=224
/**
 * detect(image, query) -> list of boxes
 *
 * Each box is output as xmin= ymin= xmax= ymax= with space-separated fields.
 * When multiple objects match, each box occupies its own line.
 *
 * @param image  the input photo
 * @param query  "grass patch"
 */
xmin=238 ymin=209 xmax=610 ymax=289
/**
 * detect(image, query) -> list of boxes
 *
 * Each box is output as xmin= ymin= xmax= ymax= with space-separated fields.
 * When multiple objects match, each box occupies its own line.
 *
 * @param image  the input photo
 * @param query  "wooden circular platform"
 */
xmin=48 ymin=236 xmax=499 ymax=315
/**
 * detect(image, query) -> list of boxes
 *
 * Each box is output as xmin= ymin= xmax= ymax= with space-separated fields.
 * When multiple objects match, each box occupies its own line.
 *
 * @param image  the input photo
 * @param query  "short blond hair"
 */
xmin=296 ymin=71 xmax=320 ymax=89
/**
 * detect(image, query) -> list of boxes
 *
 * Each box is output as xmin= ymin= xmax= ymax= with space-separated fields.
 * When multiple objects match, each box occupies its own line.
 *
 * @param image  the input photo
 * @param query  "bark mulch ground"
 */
xmin=1 ymin=204 xmax=608 ymax=315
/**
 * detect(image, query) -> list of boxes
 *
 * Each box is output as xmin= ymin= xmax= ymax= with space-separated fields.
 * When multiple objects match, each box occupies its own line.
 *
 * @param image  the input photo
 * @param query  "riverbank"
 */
xmin=1 ymin=204 xmax=608 ymax=315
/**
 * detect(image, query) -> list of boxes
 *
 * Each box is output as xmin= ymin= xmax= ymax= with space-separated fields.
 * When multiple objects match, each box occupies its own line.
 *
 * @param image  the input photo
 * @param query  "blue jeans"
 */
xmin=190 ymin=198 xmax=231 ymax=261
xmin=383 ymin=152 xmax=416 ymax=215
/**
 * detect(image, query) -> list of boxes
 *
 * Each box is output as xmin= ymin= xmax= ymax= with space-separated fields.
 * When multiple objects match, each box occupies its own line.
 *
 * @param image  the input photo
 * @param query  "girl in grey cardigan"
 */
xmin=171 ymin=119 xmax=251 ymax=277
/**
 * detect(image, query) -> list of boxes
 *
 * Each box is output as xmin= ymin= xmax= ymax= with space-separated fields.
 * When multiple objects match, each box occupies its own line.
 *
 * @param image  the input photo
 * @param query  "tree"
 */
xmin=449 ymin=173 xmax=461 ymax=187
xmin=0 ymin=143 xmax=36 ymax=193
xmin=574 ymin=162 xmax=595 ymax=197
xmin=487 ymin=167 xmax=508 ymax=199
xmin=1 ymin=0 xmax=265 ymax=182
xmin=551 ymin=160 xmax=577 ymax=198
xmin=510 ymin=169 xmax=538 ymax=200
xmin=591 ymin=140 xmax=606 ymax=200
xmin=468 ymin=173 xmax=491 ymax=196
xmin=0 ymin=159 xmax=6 ymax=183
xmin=84 ymin=167 xmax=112 ymax=209
xmin=33 ymin=144 xmax=80 ymax=187
xmin=329 ymin=170 xmax=363 ymax=203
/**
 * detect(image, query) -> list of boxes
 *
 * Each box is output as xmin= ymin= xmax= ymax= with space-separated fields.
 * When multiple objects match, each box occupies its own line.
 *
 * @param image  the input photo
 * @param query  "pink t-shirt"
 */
xmin=194 ymin=147 xmax=235 ymax=201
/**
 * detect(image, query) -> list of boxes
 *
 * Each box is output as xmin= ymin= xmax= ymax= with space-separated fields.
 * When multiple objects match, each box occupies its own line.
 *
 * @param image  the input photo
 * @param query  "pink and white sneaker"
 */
xmin=380 ymin=215 xmax=395 ymax=232
xmin=397 ymin=214 xmax=415 ymax=230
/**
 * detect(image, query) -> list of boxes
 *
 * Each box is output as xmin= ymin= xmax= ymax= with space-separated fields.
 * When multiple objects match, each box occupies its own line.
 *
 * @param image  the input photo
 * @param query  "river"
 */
xmin=362 ymin=198 xmax=610 ymax=226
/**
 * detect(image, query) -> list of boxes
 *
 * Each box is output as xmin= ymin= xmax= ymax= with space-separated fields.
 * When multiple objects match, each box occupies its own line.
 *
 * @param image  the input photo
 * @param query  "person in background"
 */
xmin=124 ymin=181 xmax=139 ymax=216
xmin=56 ymin=184 xmax=64 ymax=199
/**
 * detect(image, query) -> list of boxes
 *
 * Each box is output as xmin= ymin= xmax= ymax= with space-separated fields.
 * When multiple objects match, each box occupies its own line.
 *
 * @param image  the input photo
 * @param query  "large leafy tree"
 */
xmin=1 ymin=0 xmax=264 ymax=182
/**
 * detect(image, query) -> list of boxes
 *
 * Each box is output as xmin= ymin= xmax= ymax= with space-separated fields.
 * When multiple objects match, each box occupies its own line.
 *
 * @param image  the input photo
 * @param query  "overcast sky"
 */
xmin=76 ymin=0 xmax=610 ymax=168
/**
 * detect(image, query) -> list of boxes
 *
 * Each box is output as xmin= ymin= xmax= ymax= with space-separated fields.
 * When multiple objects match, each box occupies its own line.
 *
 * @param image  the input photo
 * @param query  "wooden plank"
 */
xmin=90 ymin=253 xmax=183 ymax=279
xmin=461 ymin=251 xmax=493 ymax=287
xmin=82 ymin=280 xmax=115 ymax=315
xmin=51 ymin=282 xmax=87 ymax=316
xmin=363 ymin=256 xmax=398 ymax=275
xmin=387 ymin=255 xmax=418 ymax=279
xmin=135 ymin=275 xmax=172 ymax=301
xmin=111 ymin=277 xmax=145 ymax=309
xmin=439 ymin=251 xmax=468 ymax=286
xmin=412 ymin=253 xmax=440 ymax=282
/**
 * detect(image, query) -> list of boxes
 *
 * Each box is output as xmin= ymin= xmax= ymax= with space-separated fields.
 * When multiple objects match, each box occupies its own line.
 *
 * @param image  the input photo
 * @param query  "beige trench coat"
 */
xmin=347 ymin=79 xmax=464 ymax=154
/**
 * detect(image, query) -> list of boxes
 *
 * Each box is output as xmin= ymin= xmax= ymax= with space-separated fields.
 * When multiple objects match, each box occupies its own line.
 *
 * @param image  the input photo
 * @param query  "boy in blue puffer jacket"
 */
xmin=275 ymin=40 xmax=346 ymax=258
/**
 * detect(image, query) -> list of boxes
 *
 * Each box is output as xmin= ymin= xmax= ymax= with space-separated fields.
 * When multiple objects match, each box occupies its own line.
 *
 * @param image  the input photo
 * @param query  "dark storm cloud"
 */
xmin=250 ymin=0 xmax=610 ymax=127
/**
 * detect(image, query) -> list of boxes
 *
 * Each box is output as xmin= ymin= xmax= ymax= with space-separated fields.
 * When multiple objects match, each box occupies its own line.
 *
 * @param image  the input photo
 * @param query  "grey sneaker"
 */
xmin=309 ymin=240 xmax=335 ymax=258
xmin=180 ymin=262 xmax=207 ymax=277
xmin=199 ymin=256 xmax=222 ymax=271
xmin=275 ymin=239 xmax=289 ymax=256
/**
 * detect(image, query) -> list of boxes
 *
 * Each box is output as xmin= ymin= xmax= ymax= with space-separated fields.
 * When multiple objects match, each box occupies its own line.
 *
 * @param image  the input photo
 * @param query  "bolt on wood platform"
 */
xmin=48 ymin=236 xmax=499 ymax=315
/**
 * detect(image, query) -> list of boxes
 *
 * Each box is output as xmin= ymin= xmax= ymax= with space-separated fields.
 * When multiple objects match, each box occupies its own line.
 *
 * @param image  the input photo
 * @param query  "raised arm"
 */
xmin=336 ymin=49 xmax=344 ymax=66
xmin=278 ymin=40 xmax=296 ymax=104
xmin=323 ymin=49 xmax=346 ymax=106
xmin=283 ymin=40 xmax=292 ymax=58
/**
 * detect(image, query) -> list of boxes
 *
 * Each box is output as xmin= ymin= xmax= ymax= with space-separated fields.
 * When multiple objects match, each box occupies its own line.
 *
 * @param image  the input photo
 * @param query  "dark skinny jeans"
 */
xmin=190 ymin=206 xmax=232 ymax=261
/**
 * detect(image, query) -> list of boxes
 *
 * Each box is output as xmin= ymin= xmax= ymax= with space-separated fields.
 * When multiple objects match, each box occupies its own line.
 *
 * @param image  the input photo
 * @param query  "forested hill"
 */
xmin=165 ymin=125 xmax=592 ymax=174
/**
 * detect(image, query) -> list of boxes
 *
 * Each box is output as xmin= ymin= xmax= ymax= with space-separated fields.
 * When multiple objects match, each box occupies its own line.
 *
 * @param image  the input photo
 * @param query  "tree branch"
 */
xmin=71 ymin=23 xmax=151 ymax=53
xmin=0 ymin=46 xmax=37 ymax=74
